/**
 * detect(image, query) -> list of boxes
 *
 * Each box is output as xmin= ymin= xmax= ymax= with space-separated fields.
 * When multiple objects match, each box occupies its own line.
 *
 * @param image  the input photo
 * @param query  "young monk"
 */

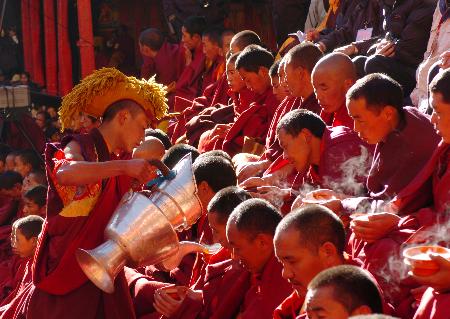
xmin=248 ymin=109 xmax=369 ymax=213
xmin=14 ymin=150 xmax=41 ymax=178
xmin=152 ymin=186 xmax=252 ymax=319
xmin=270 ymin=60 xmax=291 ymax=103
xmin=304 ymin=265 xmax=384 ymax=319
xmin=0 ymin=171 xmax=23 ymax=225
xmin=125 ymin=155 xmax=237 ymax=318
xmin=22 ymin=185 xmax=47 ymax=217
xmin=174 ymin=16 xmax=207 ymax=102
xmin=221 ymin=45 xmax=279 ymax=156
xmin=0 ymin=215 xmax=44 ymax=307
xmin=237 ymin=43 xmax=323 ymax=182
xmin=274 ymin=204 xmax=353 ymax=319
xmin=311 ymin=52 xmax=357 ymax=128
xmin=0 ymin=67 xmax=168 ymax=319
xmin=226 ymin=198 xmax=292 ymax=318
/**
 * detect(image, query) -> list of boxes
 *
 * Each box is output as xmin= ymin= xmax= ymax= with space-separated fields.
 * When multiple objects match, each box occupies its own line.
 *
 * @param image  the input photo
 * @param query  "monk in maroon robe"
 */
xmin=311 ymin=53 xmax=357 ymax=129
xmin=313 ymin=74 xmax=441 ymax=315
xmin=174 ymin=16 xmax=208 ymax=104
xmin=151 ymin=187 xmax=252 ymax=319
xmin=221 ymin=45 xmax=279 ymax=157
xmin=226 ymin=198 xmax=292 ymax=319
xmin=245 ymin=110 xmax=370 ymax=215
xmin=0 ymin=68 xmax=168 ymax=319
xmin=237 ymin=43 xmax=324 ymax=184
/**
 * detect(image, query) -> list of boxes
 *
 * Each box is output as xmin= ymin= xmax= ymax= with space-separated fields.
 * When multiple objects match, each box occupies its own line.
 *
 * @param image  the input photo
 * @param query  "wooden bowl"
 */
xmin=403 ymin=245 xmax=450 ymax=276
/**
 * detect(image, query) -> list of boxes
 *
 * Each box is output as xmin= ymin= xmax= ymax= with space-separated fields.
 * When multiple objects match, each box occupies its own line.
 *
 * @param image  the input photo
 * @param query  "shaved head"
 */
xmin=230 ymin=30 xmax=262 ymax=54
xmin=312 ymin=53 xmax=356 ymax=82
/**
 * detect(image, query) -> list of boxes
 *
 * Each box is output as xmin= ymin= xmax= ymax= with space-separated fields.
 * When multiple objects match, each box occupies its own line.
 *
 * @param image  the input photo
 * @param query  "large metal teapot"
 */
xmin=75 ymin=154 xmax=203 ymax=293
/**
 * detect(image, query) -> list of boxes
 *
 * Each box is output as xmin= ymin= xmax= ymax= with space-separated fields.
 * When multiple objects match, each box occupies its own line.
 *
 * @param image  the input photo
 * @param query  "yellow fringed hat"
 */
xmin=58 ymin=68 xmax=168 ymax=131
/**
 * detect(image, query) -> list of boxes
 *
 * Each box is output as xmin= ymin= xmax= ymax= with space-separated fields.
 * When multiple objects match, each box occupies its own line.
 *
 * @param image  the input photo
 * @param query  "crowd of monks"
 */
xmin=0 ymin=12 xmax=449 ymax=319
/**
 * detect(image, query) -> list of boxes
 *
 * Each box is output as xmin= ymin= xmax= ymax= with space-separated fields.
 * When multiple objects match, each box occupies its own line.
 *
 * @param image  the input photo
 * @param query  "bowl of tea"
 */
xmin=302 ymin=192 xmax=337 ymax=205
xmin=160 ymin=286 xmax=187 ymax=301
xmin=403 ymin=245 xmax=450 ymax=276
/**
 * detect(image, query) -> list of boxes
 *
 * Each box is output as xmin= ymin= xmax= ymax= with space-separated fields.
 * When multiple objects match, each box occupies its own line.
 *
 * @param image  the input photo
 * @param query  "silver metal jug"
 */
xmin=75 ymin=154 xmax=203 ymax=293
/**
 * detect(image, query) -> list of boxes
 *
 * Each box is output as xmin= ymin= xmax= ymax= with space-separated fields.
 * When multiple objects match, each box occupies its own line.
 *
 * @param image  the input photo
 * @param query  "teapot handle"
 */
xmin=147 ymin=159 xmax=171 ymax=177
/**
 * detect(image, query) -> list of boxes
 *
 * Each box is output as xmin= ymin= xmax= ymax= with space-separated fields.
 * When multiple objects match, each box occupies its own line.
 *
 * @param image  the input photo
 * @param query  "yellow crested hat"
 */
xmin=58 ymin=68 xmax=168 ymax=130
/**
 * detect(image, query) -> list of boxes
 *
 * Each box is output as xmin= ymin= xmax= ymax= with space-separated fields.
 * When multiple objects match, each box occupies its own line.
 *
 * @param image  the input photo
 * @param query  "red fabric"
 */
xmin=237 ymin=254 xmax=293 ymax=319
xmin=141 ymin=42 xmax=185 ymax=85
xmin=20 ymin=0 xmax=32 ymax=75
xmin=320 ymin=104 xmax=354 ymax=129
xmin=197 ymin=87 xmax=257 ymax=153
xmin=30 ymin=0 xmax=44 ymax=86
xmin=77 ymin=0 xmax=95 ymax=78
xmin=413 ymin=288 xmax=450 ymax=319
xmin=222 ymin=88 xmax=279 ymax=157
xmin=175 ymin=45 xmax=206 ymax=102
xmin=43 ymin=0 xmax=58 ymax=95
xmin=57 ymin=0 xmax=73 ymax=95
xmin=273 ymin=291 xmax=304 ymax=319
xmin=0 ymin=258 xmax=31 ymax=307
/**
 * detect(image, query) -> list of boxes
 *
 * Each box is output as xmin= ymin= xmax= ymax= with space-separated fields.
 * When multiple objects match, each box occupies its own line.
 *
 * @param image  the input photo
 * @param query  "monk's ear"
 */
xmin=343 ymin=79 xmax=355 ymax=92
xmin=382 ymin=105 xmax=397 ymax=120
xmin=117 ymin=109 xmax=130 ymax=125
xmin=318 ymin=241 xmax=338 ymax=262
xmin=300 ymin=128 xmax=313 ymax=143
xmin=350 ymin=305 xmax=372 ymax=316
xmin=258 ymin=66 xmax=269 ymax=78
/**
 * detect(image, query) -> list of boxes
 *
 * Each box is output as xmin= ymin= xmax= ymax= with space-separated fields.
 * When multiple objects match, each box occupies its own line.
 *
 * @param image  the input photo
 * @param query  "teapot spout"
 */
xmin=157 ymin=241 xmax=210 ymax=271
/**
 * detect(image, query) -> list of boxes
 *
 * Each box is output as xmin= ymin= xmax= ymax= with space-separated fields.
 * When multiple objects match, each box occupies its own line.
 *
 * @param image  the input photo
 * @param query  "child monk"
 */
xmin=0 ymin=215 xmax=44 ymax=306
xmin=22 ymin=185 xmax=47 ymax=217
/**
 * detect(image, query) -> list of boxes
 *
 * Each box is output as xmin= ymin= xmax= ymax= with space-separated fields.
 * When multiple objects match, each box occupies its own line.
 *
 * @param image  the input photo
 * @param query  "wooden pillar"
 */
xmin=57 ymin=0 xmax=73 ymax=95
xmin=43 ymin=0 xmax=58 ymax=95
xmin=77 ymin=0 xmax=95 ymax=78
xmin=20 ymin=0 xmax=32 ymax=74
xmin=29 ymin=0 xmax=44 ymax=86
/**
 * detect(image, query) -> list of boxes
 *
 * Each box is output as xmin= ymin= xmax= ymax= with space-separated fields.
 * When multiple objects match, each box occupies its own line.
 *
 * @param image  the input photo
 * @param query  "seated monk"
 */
xmin=170 ymin=28 xmax=233 ymax=143
xmin=0 ymin=215 xmax=43 ymax=307
xmin=162 ymin=144 xmax=200 ymax=169
xmin=304 ymin=265 xmax=385 ymax=319
xmin=138 ymin=28 xmax=185 ymax=96
xmin=273 ymin=205 xmax=359 ymax=319
xmin=237 ymin=43 xmax=324 ymax=183
xmin=151 ymin=186 xmax=252 ymax=319
xmin=313 ymin=73 xmax=441 ymax=315
xmin=22 ymin=185 xmax=47 ymax=218
xmin=22 ymin=169 xmax=47 ymax=194
xmin=411 ymin=253 xmax=450 ymax=319
xmin=132 ymin=137 xmax=166 ymax=162
xmin=226 ymin=198 xmax=292 ymax=318
xmin=174 ymin=16 xmax=207 ymax=103
xmin=245 ymin=109 xmax=370 ymax=214
xmin=0 ymin=67 xmax=168 ymax=319
xmin=270 ymin=60 xmax=291 ymax=103
xmin=14 ymin=150 xmax=42 ymax=179
xmin=312 ymin=52 xmax=357 ymax=128
xmin=221 ymin=45 xmax=279 ymax=157
xmin=126 ymin=155 xmax=237 ymax=318
xmin=175 ymin=30 xmax=261 ymax=146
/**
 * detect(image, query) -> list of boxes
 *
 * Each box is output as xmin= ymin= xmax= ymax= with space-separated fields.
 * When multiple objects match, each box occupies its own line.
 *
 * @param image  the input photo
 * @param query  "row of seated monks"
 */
xmin=0 ymin=17 xmax=449 ymax=319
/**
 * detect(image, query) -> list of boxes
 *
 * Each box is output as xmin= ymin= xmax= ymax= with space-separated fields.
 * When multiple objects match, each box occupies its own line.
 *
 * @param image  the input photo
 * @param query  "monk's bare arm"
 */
xmin=56 ymin=141 xmax=154 ymax=186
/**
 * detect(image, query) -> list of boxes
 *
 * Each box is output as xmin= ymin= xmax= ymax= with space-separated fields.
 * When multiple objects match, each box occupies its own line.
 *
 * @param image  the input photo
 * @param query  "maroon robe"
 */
xmin=320 ymin=104 xmax=354 ymax=129
xmin=222 ymin=88 xmax=279 ymax=157
xmin=197 ymin=87 xmax=257 ymax=153
xmin=413 ymin=287 xmax=450 ymax=319
xmin=273 ymin=291 xmax=304 ymax=319
xmin=237 ymin=254 xmax=292 ymax=319
xmin=0 ymin=257 xmax=31 ymax=308
xmin=174 ymin=45 xmax=206 ymax=104
xmin=0 ymin=128 xmax=135 ymax=319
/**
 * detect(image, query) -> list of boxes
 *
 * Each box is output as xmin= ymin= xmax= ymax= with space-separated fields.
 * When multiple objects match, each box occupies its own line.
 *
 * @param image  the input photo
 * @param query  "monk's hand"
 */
xmin=237 ymin=160 xmax=269 ymax=183
xmin=124 ymin=159 xmax=158 ymax=184
xmin=333 ymin=43 xmax=357 ymax=56
xmin=249 ymin=186 xmax=289 ymax=207
xmin=153 ymin=285 xmax=188 ymax=317
xmin=375 ymin=39 xmax=395 ymax=57
xmin=410 ymin=254 xmax=450 ymax=293
xmin=350 ymin=212 xmax=401 ymax=243
xmin=240 ymin=176 xmax=269 ymax=190
xmin=305 ymin=29 xmax=320 ymax=41
xmin=439 ymin=50 xmax=450 ymax=69
xmin=166 ymin=81 xmax=176 ymax=93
